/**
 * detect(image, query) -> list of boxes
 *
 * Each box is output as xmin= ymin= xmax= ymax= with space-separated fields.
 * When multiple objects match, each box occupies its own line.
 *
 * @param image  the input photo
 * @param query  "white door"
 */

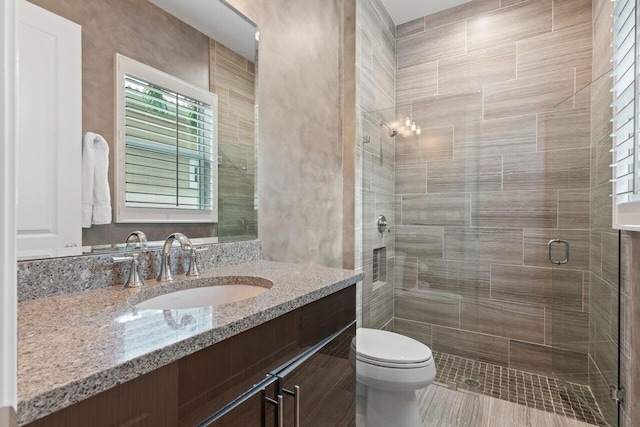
xmin=17 ymin=0 xmax=81 ymax=258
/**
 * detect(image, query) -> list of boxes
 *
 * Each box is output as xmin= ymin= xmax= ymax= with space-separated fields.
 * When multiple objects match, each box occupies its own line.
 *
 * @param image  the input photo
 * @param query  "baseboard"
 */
xmin=0 ymin=406 xmax=17 ymax=427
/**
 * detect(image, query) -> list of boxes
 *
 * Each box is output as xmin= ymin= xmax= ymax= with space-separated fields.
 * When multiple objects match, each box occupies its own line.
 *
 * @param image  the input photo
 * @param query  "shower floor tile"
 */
xmin=431 ymin=352 xmax=606 ymax=426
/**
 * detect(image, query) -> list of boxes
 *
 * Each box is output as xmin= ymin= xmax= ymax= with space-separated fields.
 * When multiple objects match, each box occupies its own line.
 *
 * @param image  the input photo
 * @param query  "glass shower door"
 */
xmin=550 ymin=72 xmax=620 ymax=426
xmin=358 ymin=93 xmax=485 ymax=392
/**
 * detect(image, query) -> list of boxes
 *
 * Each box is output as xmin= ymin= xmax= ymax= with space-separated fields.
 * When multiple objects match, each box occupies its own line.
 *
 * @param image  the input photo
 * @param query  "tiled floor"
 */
xmin=431 ymin=352 xmax=606 ymax=427
xmin=330 ymin=332 xmax=606 ymax=426
xmin=419 ymin=385 xmax=599 ymax=427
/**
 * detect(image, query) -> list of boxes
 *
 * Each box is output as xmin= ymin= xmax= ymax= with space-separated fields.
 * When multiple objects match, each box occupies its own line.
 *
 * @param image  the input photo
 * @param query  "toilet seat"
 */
xmin=351 ymin=328 xmax=433 ymax=369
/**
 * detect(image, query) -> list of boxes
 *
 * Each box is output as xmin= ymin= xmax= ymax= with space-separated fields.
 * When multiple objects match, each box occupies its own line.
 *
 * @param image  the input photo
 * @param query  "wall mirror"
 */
xmin=16 ymin=0 xmax=259 ymax=260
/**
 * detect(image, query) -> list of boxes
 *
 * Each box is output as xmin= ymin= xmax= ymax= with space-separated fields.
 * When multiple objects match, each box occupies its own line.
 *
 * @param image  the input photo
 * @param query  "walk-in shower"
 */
xmin=358 ymin=72 xmax=620 ymax=426
xmin=354 ymin=0 xmax=621 ymax=420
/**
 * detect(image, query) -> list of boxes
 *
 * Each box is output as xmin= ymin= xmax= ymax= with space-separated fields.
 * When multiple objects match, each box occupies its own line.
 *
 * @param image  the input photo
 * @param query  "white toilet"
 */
xmin=349 ymin=328 xmax=436 ymax=427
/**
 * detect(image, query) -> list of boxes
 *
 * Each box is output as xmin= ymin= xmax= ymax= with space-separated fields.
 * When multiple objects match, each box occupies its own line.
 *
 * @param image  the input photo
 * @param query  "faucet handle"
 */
xmin=187 ymin=246 xmax=207 ymax=277
xmin=113 ymin=253 xmax=144 ymax=288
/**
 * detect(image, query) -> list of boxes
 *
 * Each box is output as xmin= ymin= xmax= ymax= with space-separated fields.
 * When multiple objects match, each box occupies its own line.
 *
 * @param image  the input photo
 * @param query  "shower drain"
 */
xmin=462 ymin=378 xmax=482 ymax=388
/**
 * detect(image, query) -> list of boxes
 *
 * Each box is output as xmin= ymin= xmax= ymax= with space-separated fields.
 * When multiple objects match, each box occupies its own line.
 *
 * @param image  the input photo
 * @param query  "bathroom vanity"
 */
xmin=17 ymin=252 xmax=362 ymax=426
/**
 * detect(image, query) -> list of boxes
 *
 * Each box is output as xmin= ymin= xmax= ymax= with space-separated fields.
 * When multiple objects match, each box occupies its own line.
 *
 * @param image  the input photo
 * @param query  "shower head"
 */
xmin=379 ymin=120 xmax=398 ymax=137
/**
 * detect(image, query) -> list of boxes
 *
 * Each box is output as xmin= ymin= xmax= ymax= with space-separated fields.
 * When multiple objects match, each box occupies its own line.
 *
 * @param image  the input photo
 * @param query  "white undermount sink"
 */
xmin=135 ymin=277 xmax=272 ymax=310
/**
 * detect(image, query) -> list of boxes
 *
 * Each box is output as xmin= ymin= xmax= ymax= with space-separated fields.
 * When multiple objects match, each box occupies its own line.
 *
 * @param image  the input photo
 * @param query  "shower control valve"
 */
xmin=377 ymin=215 xmax=389 ymax=233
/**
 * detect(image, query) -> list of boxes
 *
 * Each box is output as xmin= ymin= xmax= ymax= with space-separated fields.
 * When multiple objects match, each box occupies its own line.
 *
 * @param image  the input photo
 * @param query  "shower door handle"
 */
xmin=548 ymin=239 xmax=570 ymax=265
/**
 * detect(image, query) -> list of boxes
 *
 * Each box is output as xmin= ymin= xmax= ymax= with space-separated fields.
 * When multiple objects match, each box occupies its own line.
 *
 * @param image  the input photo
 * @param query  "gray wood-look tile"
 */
xmin=397 ymin=62 xmax=438 ymax=104
xmin=438 ymin=44 xmax=516 ymax=95
xmin=471 ymin=191 xmax=558 ymax=229
xmin=558 ymin=190 xmax=590 ymax=230
xmin=443 ymin=228 xmax=524 ymax=265
xmin=418 ymin=259 xmax=491 ymax=299
xmin=500 ymin=0 xmax=529 ymax=6
xmin=427 ymin=155 xmax=502 ymax=193
xmin=453 ymin=115 xmax=537 ymax=157
xmin=466 ymin=0 xmax=552 ymax=53
xmin=369 ymin=153 xmax=395 ymax=195
xmin=373 ymin=49 xmax=395 ymax=101
xmin=502 ymin=148 xmax=590 ymax=191
xmin=417 ymin=384 xmax=599 ymax=427
xmin=509 ymin=341 xmax=588 ymax=381
xmin=370 ymin=282 xmax=394 ymax=329
xmin=395 ymin=288 xmax=461 ymax=328
xmin=601 ymin=231 xmax=619 ymax=287
xmin=397 ymin=17 xmax=424 ymax=38
xmin=395 ymin=225 xmax=444 ymax=258
xmin=396 ymin=162 xmax=427 ymax=194
xmin=547 ymin=308 xmax=589 ymax=353
xmin=484 ymin=68 xmax=575 ymax=120
xmin=402 ymin=194 xmax=471 ymax=226
xmin=396 ymin=126 xmax=454 ymax=163
xmin=419 ymin=385 xmax=486 ymax=427
xmin=423 ymin=0 xmax=500 ymax=30
xmin=592 ymin=0 xmax=614 ymax=79
xmin=395 ymin=255 xmax=418 ymax=289
xmin=432 ymin=326 xmax=510 ymax=366
xmin=594 ymin=133 xmax=612 ymax=188
xmin=412 ymin=92 xmax=484 ymax=128
xmin=394 ymin=318 xmax=433 ymax=347
xmin=589 ymin=73 xmax=613 ymax=144
xmin=516 ymin=23 xmax=592 ymax=78
xmin=490 ymin=264 xmax=583 ymax=310
xmin=397 ymin=21 xmax=466 ymax=69
xmin=461 ymin=298 xmax=545 ymax=343
xmin=523 ymin=229 xmax=590 ymax=270
xmin=537 ymin=105 xmax=591 ymax=152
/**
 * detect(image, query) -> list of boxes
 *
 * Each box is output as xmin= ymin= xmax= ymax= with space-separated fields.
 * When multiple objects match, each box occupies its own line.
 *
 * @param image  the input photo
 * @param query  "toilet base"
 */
xmin=356 ymin=384 xmax=423 ymax=427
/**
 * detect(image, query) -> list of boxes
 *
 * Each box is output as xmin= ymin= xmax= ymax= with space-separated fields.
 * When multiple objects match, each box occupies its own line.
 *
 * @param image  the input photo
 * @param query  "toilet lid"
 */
xmin=352 ymin=328 xmax=432 ymax=365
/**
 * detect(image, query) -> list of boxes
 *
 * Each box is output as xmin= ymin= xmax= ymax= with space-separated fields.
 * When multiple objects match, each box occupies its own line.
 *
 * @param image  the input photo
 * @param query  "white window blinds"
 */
xmin=124 ymin=74 xmax=215 ymax=210
xmin=611 ymin=0 xmax=639 ymax=204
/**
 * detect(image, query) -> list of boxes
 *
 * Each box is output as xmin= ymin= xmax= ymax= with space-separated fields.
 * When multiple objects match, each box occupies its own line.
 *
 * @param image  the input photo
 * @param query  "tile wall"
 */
xmin=209 ymin=40 xmax=258 ymax=240
xmin=392 ymin=0 xmax=595 ymax=381
xmin=589 ymin=0 xmax=619 ymax=424
xmin=355 ymin=0 xmax=397 ymax=328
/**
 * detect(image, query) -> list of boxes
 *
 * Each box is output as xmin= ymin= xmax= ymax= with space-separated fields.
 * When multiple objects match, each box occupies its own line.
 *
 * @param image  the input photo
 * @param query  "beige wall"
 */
xmin=227 ymin=0 xmax=353 ymax=268
xmin=392 ymin=0 xmax=594 ymax=381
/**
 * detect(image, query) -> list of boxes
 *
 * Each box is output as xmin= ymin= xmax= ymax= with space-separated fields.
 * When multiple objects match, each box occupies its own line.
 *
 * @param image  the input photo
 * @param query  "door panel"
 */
xmin=17 ymin=0 xmax=82 ymax=257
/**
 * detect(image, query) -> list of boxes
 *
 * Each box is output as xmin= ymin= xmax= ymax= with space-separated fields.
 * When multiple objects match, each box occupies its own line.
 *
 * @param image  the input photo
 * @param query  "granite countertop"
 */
xmin=17 ymin=260 xmax=363 ymax=425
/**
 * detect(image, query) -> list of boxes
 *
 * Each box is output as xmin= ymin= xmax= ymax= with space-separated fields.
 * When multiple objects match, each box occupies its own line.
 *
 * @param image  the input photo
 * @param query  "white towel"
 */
xmin=82 ymin=132 xmax=112 ymax=228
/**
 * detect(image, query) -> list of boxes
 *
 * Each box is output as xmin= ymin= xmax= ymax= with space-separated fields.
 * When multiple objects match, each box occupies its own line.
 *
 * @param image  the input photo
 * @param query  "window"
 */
xmin=114 ymin=54 xmax=218 ymax=223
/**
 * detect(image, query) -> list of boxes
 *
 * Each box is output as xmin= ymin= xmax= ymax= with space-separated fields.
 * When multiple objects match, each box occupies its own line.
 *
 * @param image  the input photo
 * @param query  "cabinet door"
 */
xmin=278 ymin=326 xmax=356 ymax=427
xmin=17 ymin=0 xmax=82 ymax=257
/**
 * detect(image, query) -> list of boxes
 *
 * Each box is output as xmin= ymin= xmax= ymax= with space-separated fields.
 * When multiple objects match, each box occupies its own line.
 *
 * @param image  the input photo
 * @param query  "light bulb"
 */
xmin=411 ymin=121 xmax=417 ymax=131
xmin=405 ymin=117 xmax=411 ymax=127
xmin=416 ymin=126 xmax=421 ymax=135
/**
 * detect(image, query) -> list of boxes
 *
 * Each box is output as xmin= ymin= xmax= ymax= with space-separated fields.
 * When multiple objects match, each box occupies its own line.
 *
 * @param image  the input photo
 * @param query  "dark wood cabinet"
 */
xmin=25 ymin=286 xmax=355 ymax=427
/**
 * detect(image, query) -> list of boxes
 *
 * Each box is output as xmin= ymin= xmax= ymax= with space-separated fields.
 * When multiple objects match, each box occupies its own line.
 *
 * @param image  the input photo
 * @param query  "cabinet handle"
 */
xmin=277 ymin=395 xmax=284 ymax=427
xmin=263 ymin=391 xmax=284 ymax=427
xmin=283 ymin=385 xmax=300 ymax=427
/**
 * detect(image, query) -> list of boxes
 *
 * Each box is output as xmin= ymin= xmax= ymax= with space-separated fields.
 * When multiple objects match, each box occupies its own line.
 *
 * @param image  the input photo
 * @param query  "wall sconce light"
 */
xmin=405 ymin=117 xmax=411 ymax=127
xmin=416 ymin=126 xmax=421 ymax=135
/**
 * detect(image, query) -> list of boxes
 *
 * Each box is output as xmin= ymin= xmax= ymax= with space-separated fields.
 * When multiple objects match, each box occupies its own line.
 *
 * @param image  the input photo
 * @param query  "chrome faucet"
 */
xmin=157 ymin=233 xmax=192 ymax=282
xmin=125 ymin=230 xmax=148 ymax=249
